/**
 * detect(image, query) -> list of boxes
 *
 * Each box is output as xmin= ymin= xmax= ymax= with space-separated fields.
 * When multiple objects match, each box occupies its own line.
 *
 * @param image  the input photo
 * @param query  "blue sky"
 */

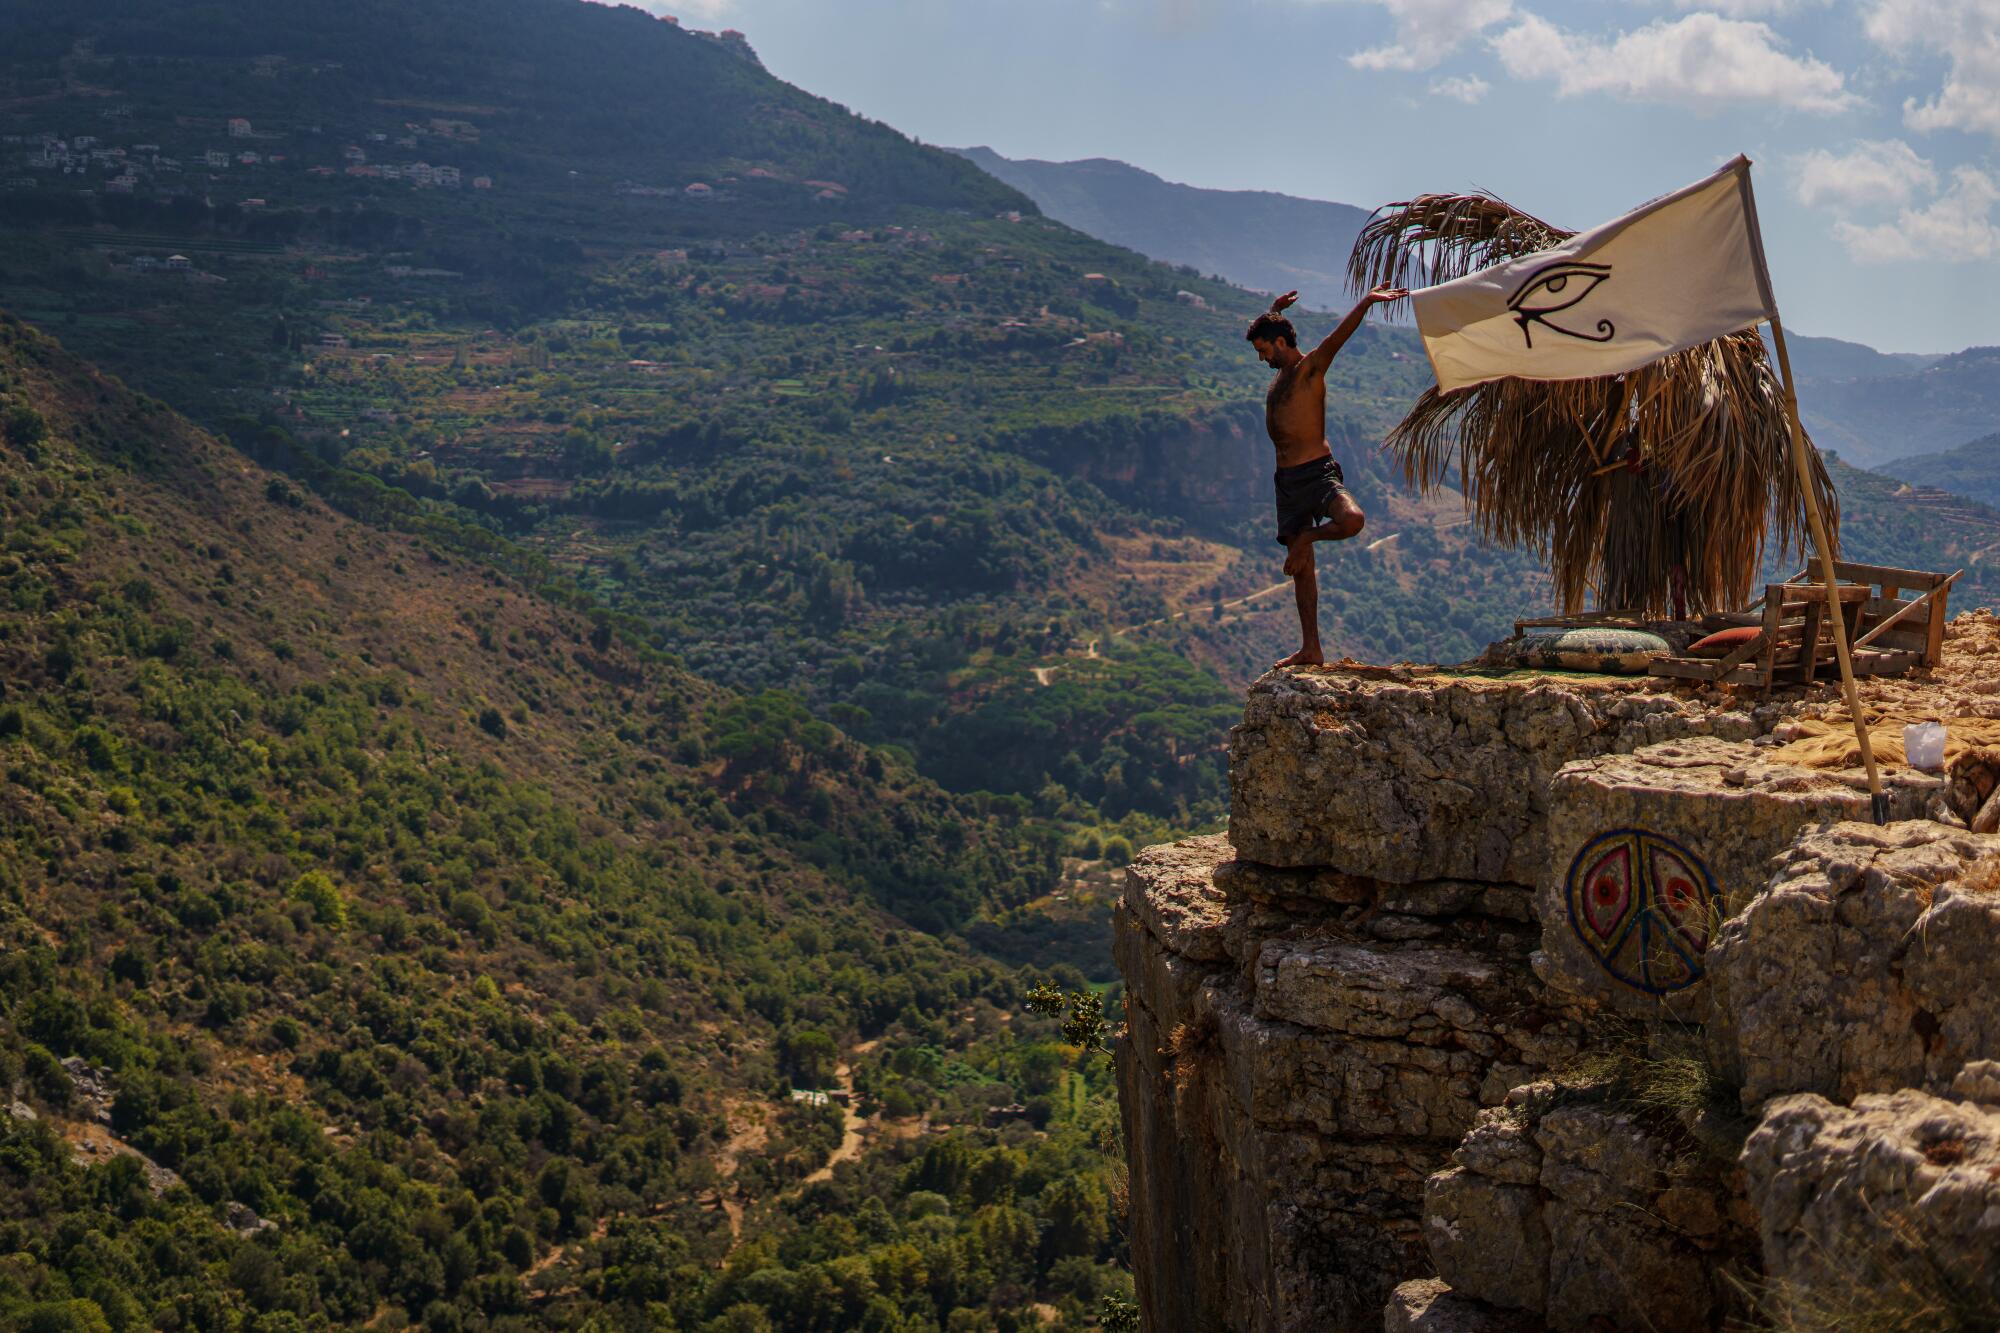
xmin=631 ymin=0 xmax=1998 ymax=353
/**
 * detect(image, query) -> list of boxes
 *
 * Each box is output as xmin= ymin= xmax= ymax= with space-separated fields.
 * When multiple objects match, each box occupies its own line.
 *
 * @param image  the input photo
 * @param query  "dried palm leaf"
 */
xmin=1350 ymin=194 xmax=1834 ymax=617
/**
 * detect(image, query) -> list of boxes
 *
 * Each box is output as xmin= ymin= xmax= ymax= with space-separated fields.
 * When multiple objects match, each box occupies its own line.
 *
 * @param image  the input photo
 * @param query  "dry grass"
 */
xmin=1163 ymin=1014 xmax=1218 ymax=1100
xmin=1956 ymin=854 xmax=2000 ymax=897
xmin=1732 ymin=1206 xmax=2000 ymax=1333
xmin=1560 ymin=1017 xmax=1753 ymax=1163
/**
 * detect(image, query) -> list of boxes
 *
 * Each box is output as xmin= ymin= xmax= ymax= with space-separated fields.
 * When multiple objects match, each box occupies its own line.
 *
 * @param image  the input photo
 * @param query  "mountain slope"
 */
xmin=8 ymin=0 xmax=1029 ymax=221
xmin=1883 ymin=430 xmax=2000 ymax=508
xmin=1795 ymin=345 xmax=2000 ymax=466
xmin=952 ymin=146 xmax=1370 ymax=307
xmin=0 ymin=310 xmax=1139 ymax=1329
xmin=1780 ymin=332 xmax=1940 ymax=383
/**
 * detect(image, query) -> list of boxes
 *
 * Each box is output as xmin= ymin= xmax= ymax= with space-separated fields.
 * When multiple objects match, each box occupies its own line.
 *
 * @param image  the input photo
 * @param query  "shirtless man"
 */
xmin=1247 ymin=284 xmax=1406 ymax=667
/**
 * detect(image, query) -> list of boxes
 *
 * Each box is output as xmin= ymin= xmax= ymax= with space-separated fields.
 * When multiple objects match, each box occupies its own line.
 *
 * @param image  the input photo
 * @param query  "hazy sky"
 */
xmin=631 ymin=0 xmax=1998 ymax=354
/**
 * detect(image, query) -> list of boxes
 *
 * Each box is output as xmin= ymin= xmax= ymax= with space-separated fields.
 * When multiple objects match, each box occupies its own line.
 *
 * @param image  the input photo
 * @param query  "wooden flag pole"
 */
xmin=1767 ymin=312 xmax=1889 ymax=824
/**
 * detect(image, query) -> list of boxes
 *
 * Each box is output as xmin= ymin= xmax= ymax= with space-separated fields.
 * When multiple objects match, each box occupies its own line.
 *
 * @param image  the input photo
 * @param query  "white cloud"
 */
xmin=1671 ymin=0 xmax=1825 ymax=13
xmin=1492 ymin=12 xmax=1857 ymax=112
xmin=1348 ymin=0 xmax=1514 ymax=71
xmin=1865 ymin=0 xmax=2000 ymax=140
xmin=1794 ymin=140 xmax=1939 ymax=209
xmin=1430 ymin=74 xmax=1492 ymax=103
xmin=1833 ymin=166 xmax=2000 ymax=260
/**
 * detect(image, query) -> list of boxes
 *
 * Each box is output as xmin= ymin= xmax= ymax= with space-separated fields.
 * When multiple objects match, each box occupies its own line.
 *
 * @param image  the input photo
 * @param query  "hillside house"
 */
xmin=684 ymin=181 xmax=714 ymax=198
xmin=166 ymin=255 xmax=191 ymax=272
xmin=408 ymin=162 xmax=435 ymax=186
xmin=130 ymin=255 xmax=159 ymax=272
xmin=204 ymin=150 xmax=229 ymax=168
xmin=241 ymin=198 xmax=266 ymax=209
xmin=105 ymin=175 xmax=135 ymax=193
xmin=228 ymin=117 xmax=252 ymax=138
xmin=1175 ymin=290 xmax=1210 ymax=309
xmin=379 ymin=164 xmax=403 ymax=180
xmin=308 ymin=165 xmax=335 ymax=177
xmin=342 ymin=145 xmax=367 ymax=164
xmin=73 ymin=135 xmax=97 ymax=150
xmin=237 ymin=151 xmax=260 ymax=165
xmin=472 ymin=175 xmax=493 ymax=190
xmin=435 ymin=166 xmax=461 ymax=188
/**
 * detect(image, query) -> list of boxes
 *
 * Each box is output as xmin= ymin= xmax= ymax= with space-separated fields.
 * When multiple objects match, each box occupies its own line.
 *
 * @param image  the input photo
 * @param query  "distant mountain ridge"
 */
xmin=951 ymin=145 xmax=1370 ymax=308
xmin=1794 ymin=345 xmax=2000 ymax=467
xmin=952 ymin=147 xmax=1998 ymax=463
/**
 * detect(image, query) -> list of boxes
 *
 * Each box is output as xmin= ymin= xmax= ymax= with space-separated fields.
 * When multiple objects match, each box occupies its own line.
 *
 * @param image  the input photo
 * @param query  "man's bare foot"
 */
xmin=1275 ymin=646 xmax=1324 ymax=668
xmin=1283 ymin=545 xmax=1311 ymax=577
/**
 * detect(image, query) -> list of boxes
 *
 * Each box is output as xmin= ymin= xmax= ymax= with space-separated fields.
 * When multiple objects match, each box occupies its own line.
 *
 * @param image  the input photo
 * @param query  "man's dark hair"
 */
xmin=1246 ymin=313 xmax=1296 ymax=348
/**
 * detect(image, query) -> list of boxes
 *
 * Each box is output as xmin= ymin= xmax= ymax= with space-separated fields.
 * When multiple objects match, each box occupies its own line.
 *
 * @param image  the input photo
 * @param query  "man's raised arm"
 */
xmin=1303 ymin=283 xmax=1407 ymax=374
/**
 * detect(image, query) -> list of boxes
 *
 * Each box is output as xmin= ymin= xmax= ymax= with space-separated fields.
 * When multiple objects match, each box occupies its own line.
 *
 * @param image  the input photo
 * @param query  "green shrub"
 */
xmin=288 ymin=871 xmax=347 ymax=928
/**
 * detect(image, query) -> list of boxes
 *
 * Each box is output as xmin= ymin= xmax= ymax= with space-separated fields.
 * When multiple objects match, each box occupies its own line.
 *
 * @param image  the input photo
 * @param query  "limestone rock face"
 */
xmin=1423 ymin=1088 xmax=1752 ymax=1332
xmin=1117 ymin=835 xmax=1584 ymax=1332
xmin=1704 ymin=821 xmax=2000 ymax=1106
xmin=1226 ymin=670 xmax=1762 ymax=882
xmin=1743 ymin=1089 xmax=2000 ymax=1321
xmin=1536 ymin=740 xmax=1941 ymax=1015
xmin=1383 ymin=1279 xmax=1538 ymax=1333
xmin=1119 ymin=623 xmax=2000 ymax=1333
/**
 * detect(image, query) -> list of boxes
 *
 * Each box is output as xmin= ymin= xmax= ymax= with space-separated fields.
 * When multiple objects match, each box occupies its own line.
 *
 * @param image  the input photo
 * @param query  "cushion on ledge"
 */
xmin=1688 ymin=626 xmax=1798 ymax=661
xmin=1688 ymin=626 xmax=1763 ymax=658
xmin=1510 ymin=627 xmax=1672 ymax=674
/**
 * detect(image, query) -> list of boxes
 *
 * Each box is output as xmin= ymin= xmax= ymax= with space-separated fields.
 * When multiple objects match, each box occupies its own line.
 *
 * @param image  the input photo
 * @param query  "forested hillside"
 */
xmin=0 ymin=312 xmax=1133 ymax=1329
xmin=0 ymin=0 xmax=1554 ymax=849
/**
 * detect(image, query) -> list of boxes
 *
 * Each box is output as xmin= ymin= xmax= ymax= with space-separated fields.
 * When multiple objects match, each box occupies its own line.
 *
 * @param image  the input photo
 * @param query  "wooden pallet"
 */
xmin=1649 ymin=583 xmax=1865 ymax=690
xmin=1783 ymin=561 xmax=1958 ymax=669
xmin=1646 ymin=563 xmax=1957 ymax=691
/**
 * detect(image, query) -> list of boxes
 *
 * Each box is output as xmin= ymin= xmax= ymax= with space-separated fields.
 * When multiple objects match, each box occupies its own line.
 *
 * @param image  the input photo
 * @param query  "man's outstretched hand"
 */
xmin=1270 ymin=290 xmax=1300 ymax=312
xmin=1366 ymin=283 xmax=1409 ymax=305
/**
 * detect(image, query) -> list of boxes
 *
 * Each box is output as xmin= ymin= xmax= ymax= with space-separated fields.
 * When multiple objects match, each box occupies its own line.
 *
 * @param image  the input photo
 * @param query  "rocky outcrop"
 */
xmin=1227 ymin=669 xmax=1762 ymax=882
xmin=1383 ymin=1278 xmax=1536 ymax=1333
xmin=1704 ymin=821 xmax=2000 ymax=1106
xmin=1536 ymin=740 xmax=1941 ymax=1016
xmin=1119 ymin=619 xmax=2000 ymax=1333
xmin=1743 ymin=1089 xmax=2000 ymax=1325
xmin=1117 ymin=835 xmax=1582 ymax=1331
xmin=1424 ymin=1083 xmax=1754 ymax=1331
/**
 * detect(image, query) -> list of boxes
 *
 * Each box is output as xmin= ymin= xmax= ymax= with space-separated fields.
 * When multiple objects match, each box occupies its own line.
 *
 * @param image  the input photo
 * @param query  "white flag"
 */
xmin=1412 ymin=156 xmax=1778 ymax=394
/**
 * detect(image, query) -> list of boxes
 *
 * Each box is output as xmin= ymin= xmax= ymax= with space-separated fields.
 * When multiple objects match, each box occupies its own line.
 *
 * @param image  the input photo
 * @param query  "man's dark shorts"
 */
xmin=1273 ymin=455 xmax=1349 ymax=546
